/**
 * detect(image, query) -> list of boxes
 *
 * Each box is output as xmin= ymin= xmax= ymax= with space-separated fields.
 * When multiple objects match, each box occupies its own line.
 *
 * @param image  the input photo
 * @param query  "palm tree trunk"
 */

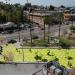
xmin=17 ymin=23 xmax=20 ymax=42
xmin=21 ymin=8 xmax=24 ymax=62
xmin=22 ymin=43 xmax=24 ymax=62
xmin=48 ymin=24 xmax=50 ymax=45
xmin=29 ymin=15 xmax=32 ymax=46
xmin=71 ymin=11 xmax=73 ymax=27
xmin=72 ymin=20 xmax=73 ymax=27
xmin=44 ymin=22 xmax=46 ymax=40
xmin=59 ymin=23 xmax=61 ymax=48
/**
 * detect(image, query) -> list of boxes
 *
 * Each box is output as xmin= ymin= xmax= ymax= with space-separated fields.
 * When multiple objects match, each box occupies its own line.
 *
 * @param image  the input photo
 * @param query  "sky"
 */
xmin=1 ymin=0 xmax=75 ymax=7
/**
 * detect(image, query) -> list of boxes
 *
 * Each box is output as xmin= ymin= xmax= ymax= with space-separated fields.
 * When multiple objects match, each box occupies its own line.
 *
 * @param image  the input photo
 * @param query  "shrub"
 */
xmin=33 ymin=40 xmax=48 ymax=47
xmin=29 ymin=49 xmax=32 ymax=52
xmin=0 ymin=61 xmax=5 ymax=64
xmin=67 ymin=56 xmax=73 ymax=60
xmin=59 ymin=38 xmax=71 ymax=49
xmin=42 ymin=59 xmax=48 ymax=62
xmin=68 ymin=61 xmax=72 ymax=68
xmin=53 ymin=57 xmax=59 ymax=62
xmin=70 ymin=26 xmax=75 ymax=30
xmin=8 ymin=39 xmax=17 ymax=44
xmin=34 ymin=54 xmax=42 ymax=60
xmin=47 ymin=51 xmax=50 ymax=56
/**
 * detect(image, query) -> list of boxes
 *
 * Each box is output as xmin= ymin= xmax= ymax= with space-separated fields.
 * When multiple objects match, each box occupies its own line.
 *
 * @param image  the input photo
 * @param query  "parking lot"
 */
xmin=0 ymin=22 xmax=74 ymax=46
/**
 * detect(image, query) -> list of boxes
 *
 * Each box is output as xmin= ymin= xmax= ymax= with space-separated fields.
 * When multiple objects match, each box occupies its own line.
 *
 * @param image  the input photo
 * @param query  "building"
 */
xmin=24 ymin=10 xmax=63 ymax=26
xmin=64 ymin=10 xmax=75 ymax=21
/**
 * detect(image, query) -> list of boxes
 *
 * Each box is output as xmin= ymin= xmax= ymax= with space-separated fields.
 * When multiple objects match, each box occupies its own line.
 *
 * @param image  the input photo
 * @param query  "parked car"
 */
xmin=32 ymin=35 xmax=39 ymax=39
xmin=72 ymin=30 xmax=75 ymax=33
xmin=8 ymin=39 xmax=17 ymax=44
xmin=7 ymin=30 xmax=14 ymax=34
xmin=41 ymin=28 xmax=44 ymax=30
xmin=30 ymin=28 xmax=34 ymax=31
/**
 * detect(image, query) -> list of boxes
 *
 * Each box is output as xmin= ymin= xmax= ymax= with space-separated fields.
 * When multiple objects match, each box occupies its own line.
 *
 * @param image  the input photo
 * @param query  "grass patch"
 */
xmin=0 ymin=44 xmax=75 ymax=68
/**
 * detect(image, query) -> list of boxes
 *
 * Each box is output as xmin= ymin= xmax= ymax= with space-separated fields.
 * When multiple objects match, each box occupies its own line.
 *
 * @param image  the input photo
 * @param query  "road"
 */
xmin=0 ymin=23 xmax=73 ymax=45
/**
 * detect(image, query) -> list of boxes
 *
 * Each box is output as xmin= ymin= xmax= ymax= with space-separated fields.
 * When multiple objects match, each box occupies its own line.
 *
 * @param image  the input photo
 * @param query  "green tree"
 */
xmin=60 ymin=5 xmax=65 ymax=8
xmin=59 ymin=37 xmax=71 ymax=49
xmin=49 ymin=5 xmax=55 ymax=11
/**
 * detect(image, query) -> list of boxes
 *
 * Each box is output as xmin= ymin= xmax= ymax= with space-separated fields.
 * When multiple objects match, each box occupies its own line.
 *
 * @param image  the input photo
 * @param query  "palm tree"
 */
xmin=48 ymin=16 xmax=54 ymax=45
xmin=56 ymin=12 xmax=64 ymax=47
xmin=26 ymin=0 xmax=33 ymax=46
xmin=70 ymin=11 xmax=74 ymax=27
xmin=43 ymin=16 xmax=47 ymax=41
xmin=29 ymin=8 xmax=33 ymax=46
xmin=43 ymin=20 xmax=46 ymax=41
xmin=44 ymin=15 xmax=54 ymax=45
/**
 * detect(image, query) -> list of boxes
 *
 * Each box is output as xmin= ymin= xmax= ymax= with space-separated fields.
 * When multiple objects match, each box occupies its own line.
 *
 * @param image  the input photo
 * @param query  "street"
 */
xmin=0 ymin=22 xmax=73 ymax=45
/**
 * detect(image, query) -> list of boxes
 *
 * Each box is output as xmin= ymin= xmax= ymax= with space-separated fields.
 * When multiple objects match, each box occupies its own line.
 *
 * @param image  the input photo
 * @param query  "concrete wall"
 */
xmin=0 ymin=63 xmax=45 ymax=75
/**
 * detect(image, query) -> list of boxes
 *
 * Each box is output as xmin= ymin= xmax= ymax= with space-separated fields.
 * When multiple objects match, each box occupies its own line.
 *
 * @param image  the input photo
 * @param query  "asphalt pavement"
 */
xmin=0 ymin=23 xmax=74 ymax=45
